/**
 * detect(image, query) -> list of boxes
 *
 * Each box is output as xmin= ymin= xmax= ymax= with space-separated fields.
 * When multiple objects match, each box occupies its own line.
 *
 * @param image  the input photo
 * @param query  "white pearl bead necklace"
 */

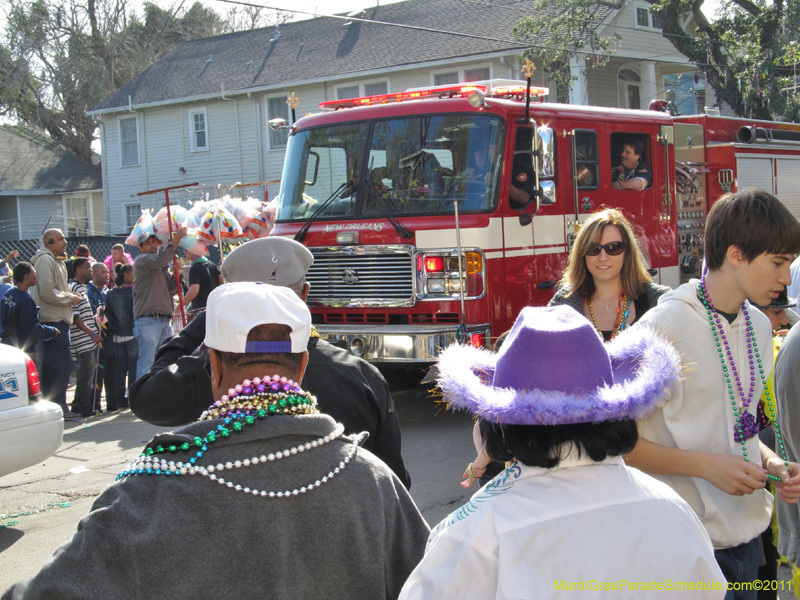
xmin=121 ymin=425 xmax=357 ymax=500
xmin=191 ymin=440 xmax=359 ymax=498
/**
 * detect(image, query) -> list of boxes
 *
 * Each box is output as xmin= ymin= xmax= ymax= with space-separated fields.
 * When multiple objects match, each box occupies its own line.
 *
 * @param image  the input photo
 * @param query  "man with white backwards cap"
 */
xmin=399 ymin=306 xmax=725 ymax=600
xmin=130 ymin=237 xmax=410 ymax=488
xmin=2 ymin=282 xmax=429 ymax=600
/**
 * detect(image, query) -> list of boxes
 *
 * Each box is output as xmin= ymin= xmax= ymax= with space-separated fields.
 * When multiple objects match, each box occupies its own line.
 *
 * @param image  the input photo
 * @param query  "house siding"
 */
xmin=0 ymin=196 xmax=19 ymax=242
xmin=19 ymin=195 xmax=64 ymax=239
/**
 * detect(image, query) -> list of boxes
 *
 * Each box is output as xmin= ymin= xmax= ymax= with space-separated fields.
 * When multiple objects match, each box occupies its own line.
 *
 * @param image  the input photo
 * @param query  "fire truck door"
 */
xmin=567 ymin=128 xmax=601 ymax=251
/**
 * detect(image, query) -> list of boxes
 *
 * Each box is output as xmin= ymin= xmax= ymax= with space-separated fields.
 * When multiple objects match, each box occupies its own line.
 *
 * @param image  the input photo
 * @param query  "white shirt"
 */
xmin=399 ymin=454 xmax=725 ymax=600
xmin=637 ymin=281 xmax=773 ymax=549
xmin=788 ymin=256 xmax=800 ymax=299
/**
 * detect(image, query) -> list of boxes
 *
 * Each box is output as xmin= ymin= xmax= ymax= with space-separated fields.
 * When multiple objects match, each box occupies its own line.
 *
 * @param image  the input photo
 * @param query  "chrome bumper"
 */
xmin=315 ymin=323 xmax=491 ymax=362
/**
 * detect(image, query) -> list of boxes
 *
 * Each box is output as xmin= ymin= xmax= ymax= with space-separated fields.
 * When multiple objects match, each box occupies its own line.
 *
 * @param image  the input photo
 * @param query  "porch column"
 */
xmin=569 ymin=55 xmax=588 ymax=105
xmin=639 ymin=60 xmax=657 ymax=110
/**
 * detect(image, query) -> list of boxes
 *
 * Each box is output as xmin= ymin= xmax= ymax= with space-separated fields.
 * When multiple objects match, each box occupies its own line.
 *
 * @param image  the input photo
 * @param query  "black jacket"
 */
xmin=104 ymin=286 xmax=135 ymax=338
xmin=129 ymin=311 xmax=411 ymax=488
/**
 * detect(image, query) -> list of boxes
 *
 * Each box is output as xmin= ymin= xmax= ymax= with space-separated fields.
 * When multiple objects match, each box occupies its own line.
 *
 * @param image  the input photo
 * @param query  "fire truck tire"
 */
xmin=377 ymin=364 xmax=432 ymax=389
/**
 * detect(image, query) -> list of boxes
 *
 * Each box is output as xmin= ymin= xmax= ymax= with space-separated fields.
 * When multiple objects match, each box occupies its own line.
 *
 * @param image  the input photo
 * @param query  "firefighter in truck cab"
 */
xmin=612 ymin=138 xmax=652 ymax=191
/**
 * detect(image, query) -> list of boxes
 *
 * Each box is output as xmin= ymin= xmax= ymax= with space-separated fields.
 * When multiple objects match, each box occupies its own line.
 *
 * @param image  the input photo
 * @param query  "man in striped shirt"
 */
xmin=69 ymin=258 xmax=101 ymax=417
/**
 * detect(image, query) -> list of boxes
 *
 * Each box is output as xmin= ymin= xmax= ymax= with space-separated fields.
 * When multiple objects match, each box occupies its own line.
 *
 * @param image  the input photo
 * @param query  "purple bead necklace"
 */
xmin=698 ymin=278 xmax=788 ymax=481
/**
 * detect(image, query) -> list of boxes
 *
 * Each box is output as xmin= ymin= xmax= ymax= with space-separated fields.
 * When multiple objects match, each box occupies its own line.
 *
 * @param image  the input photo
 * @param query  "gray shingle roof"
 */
xmin=91 ymin=0 xmax=614 ymax=113
xmin=0 ymin=126 xmax=102 ymax=191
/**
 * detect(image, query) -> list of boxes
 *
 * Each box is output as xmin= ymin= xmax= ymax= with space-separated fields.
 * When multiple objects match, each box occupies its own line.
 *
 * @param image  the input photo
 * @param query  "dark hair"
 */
xmin=72 ymin=257 xmax=90 ymax=271
xmin=479 ymin=418 xmax=638 ymax=469
xmin=114 ymin=263 xmax=133 ymax=286
xmin=12 ymin=262 xmax=33 ymax=283
xmin=217 ymin=324 xmax=303 ymax=373
xmin=623 ymin=138 xmax=644 ymax=159
xmin=705 ymin=188 xmax=800 ymax=271
xmin=75 ymin=244 xmax=91 ymax=257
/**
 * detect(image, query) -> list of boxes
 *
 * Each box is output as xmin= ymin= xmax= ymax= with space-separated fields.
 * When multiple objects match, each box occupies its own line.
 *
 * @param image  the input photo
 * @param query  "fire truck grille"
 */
xmin=307 ymin=248 xmax=414 ymax=307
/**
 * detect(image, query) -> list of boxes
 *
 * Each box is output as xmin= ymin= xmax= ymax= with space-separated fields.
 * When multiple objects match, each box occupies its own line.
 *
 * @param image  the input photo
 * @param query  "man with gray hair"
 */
xmin=130 ymin=237 xmax=411 ymax=488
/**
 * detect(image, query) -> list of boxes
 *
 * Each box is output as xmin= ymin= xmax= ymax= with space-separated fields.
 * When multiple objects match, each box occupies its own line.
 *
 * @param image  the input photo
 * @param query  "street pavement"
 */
xmin=0 ymin=375 xmax=476 ymax=591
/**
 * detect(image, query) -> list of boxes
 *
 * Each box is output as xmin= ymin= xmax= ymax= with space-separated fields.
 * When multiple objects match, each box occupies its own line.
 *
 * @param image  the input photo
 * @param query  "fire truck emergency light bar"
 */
xmin=319 ymin=82 xmax=550 ymax=110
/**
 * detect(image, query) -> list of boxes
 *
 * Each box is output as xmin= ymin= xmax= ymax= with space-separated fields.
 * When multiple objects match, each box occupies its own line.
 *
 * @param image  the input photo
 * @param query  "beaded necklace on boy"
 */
xmin=586 ymin=293 xmax=631 ymax=340
xmin=698 ymin=278 xmax=789 ymax=482
xmin=116 ymin=375 xmax=361 ymax=497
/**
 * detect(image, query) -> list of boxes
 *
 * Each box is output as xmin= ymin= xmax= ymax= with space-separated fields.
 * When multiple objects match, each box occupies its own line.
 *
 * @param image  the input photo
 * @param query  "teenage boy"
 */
xmin=0 ymin=262 xmax=60 ymax=354
xmin=627 ymin=189 xmax=800 ymax=597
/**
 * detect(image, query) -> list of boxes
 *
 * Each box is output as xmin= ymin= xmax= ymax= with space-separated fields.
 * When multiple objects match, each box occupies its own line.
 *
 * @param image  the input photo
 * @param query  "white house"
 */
xmin=0 ymin=125 xmax=103 ymax=242
xmin=88 ymin=0 xmax=704 ymax=234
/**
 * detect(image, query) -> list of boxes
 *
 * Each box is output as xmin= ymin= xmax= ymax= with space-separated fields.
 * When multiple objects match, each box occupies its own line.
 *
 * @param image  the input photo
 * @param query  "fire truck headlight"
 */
xmin=428 ymin=279 xmax=445 ymax=293
xmin=447 ymin=278 xmax=464 ymax=293
xmin=349 ymin=337 xmax=365 ymax=356
xmin=465 ymin=252 xmax=482 ymax=275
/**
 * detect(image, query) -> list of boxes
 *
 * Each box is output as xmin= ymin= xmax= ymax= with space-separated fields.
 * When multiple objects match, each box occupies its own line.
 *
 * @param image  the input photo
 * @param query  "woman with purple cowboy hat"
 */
xmin=399 ymin=306 xmax=725 ymax=600
xmin=751 ymin=288 xmax=798 ymax=337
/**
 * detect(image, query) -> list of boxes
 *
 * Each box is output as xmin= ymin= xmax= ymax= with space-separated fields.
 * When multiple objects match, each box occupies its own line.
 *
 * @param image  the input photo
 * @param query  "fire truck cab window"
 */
xmin=509 ymin=127 xmax=536 ymax=208
xmin=363 ymin=114 xmax=505 ymax=215
xmin=574 ymin=130 xmax=599 ymax=190
xmin=277 ymin=122 xmax=369 ymax=220
xmin=610 ymin=133 xmax=652 ymax=191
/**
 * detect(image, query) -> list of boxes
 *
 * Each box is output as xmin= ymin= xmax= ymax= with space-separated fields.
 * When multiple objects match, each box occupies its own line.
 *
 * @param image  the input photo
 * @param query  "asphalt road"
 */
xmin=0 ymin=375 xmax=477 ymax=591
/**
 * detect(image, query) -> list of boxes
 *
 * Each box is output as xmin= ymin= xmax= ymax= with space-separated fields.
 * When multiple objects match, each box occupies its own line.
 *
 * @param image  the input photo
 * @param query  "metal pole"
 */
xmin=453 ymin=199 xmax=467 ymax=343
xmin=164 ymin=189 xmax=187 ymax=329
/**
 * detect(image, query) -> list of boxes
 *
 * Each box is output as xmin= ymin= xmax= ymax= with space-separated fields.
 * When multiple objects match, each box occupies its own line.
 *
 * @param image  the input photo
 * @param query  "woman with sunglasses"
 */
xmin=549 ymin=208 xmax=670 ymax=341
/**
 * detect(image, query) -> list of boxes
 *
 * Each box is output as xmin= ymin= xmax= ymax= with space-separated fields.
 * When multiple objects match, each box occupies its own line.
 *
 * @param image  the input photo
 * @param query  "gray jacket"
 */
xmin=132 ymin=241 xmax=178 ymax=320
xmin=548 ymin=281 xmax=672 ymax=315
xmin=2 ymin=414 xmax=430 ymax=600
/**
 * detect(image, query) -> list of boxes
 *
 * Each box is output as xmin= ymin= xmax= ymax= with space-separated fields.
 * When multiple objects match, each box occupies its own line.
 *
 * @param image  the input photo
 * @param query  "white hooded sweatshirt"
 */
xmin=637 ymin=280 xmax=773 ymax=549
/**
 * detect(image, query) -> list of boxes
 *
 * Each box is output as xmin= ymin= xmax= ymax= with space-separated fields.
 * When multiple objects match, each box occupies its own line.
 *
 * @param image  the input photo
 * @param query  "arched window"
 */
xmin=618 ymin=67 xmax=641 ymax=110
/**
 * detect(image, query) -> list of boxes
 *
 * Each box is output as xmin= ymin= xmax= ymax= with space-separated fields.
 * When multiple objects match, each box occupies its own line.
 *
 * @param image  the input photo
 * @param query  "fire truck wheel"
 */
xmin=377 ymin=364 xmax=432 ymax=389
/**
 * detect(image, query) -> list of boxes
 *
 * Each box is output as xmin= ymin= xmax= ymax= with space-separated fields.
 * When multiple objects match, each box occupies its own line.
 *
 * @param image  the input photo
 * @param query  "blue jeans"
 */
xmin=134 ymin=317 xmax=173 ymax=381
xmin=715 ymin=535 xmax=763 ymax=600
xmin=39 ymin=321 xmax=74 ymax=412
xmin=115 ymin=338 xmax=139 ymax=407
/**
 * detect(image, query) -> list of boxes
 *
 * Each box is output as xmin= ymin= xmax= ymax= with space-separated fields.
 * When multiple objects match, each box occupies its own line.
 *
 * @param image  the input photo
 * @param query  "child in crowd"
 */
xmin=0 ymin=262 xmax=60 ymax=354
xmin=626 ymin=189 xmax=800 ymax=597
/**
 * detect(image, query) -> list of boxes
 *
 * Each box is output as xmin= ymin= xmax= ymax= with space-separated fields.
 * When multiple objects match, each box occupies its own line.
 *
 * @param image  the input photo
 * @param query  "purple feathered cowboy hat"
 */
xmin=438 ymin=305 xmax=680 ymax=425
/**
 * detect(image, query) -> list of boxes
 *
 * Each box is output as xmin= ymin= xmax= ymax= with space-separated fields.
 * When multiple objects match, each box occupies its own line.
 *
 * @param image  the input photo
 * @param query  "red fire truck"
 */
xmin=270 ymin=80 xmax=800 ymax=385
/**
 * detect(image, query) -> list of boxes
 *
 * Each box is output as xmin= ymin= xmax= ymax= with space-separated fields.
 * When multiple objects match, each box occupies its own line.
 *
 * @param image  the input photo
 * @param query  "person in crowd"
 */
xmin=751 ymin=289 xmax=797 ymax=335
xmin=104 ymin=264 xmax=136 ymax=410
xmin=0 ymin=249 xmax=20 ymax=284
xmin=400 ymin=306 xmax=724 ymax=599
xmin=181 ymin=249 xmax=222 ymax=311
xmin=68 ymin=258 xmax=101 ymax=417
xmin=0 ymin=262 xmax=59 ymax=354
xmin=0 ymin=272 xmax=12 ymax=339
xmin=102 ymin=244 xmax=132 ymax=288
xmin=30 ymin=229 xmax=82 ymax=419
xmin=65 ymin=244 xmax=95 ymax=280
xmin=611 ymin=138 xmax=651 ymax=191
xmin=132 ymin=227 xmax=187 ymax=380
xmin=788 ymin=255 xmax=800 ymax=299
xmin=626 ymin=189 xmax=800 ymax=597
xmin=130 ymin=237 xmax=412 ymax=488
xmin=1 ymin=282 xmax=429 ymax=600
xmin=548 ymin=208 xmax=670 ymax=341
xmin=86 ymin=262 xmax=116 ymax=413
xmin=773 ymin=311 xmax=800 ymax=593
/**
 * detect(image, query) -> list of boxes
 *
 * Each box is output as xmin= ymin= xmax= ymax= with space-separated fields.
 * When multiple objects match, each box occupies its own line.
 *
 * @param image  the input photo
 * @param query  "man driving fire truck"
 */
xmin=611 ymin=138 xmax=652 ymax=191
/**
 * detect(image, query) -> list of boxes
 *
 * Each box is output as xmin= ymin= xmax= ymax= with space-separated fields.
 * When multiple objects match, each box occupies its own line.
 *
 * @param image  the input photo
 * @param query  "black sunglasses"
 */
xmin=585 ymin=241 xmax=625 ymax=256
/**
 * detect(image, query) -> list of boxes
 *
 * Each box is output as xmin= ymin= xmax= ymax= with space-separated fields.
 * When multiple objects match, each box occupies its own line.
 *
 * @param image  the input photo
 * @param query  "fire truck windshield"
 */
xmin=277 ymin=114 xmax=505 ymax=221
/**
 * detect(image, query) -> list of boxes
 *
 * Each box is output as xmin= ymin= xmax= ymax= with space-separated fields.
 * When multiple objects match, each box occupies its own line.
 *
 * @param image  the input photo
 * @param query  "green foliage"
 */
xmin=651 ymin=0 xmax=799 ymax=120
xmin=512 ymin=0 xmax=621 ymax=103
xmin=0 ymin=0 xmax=279 ymax=166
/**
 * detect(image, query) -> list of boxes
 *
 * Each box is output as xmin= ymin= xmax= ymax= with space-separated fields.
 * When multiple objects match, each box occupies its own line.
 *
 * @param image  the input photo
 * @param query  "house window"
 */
xmin=267 ymin=96 xmax=290 ymax=150
xmin=618 ymin=68 xmax=642 ymax=109
xmin=124 ymin=203 xmax=141 ymax=233
xmin=119 ymin=116 xmax=139 ymax=166
xmin=189 ymin=108 xmax=209 ymax=152
xmin=335 ymin=80 xmax=389 ymax=100
xmin=66 ymin=196 xmax=89 ymax=236
xmin=635 ymin=3 xmax=662 ymax=29
xmin=432 ymin=64 xmax=493 ymax=86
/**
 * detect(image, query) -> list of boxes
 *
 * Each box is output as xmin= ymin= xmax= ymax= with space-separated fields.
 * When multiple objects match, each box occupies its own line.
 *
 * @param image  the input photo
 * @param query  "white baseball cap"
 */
xmin=204 ymin=282 xmax=311 ymax=353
